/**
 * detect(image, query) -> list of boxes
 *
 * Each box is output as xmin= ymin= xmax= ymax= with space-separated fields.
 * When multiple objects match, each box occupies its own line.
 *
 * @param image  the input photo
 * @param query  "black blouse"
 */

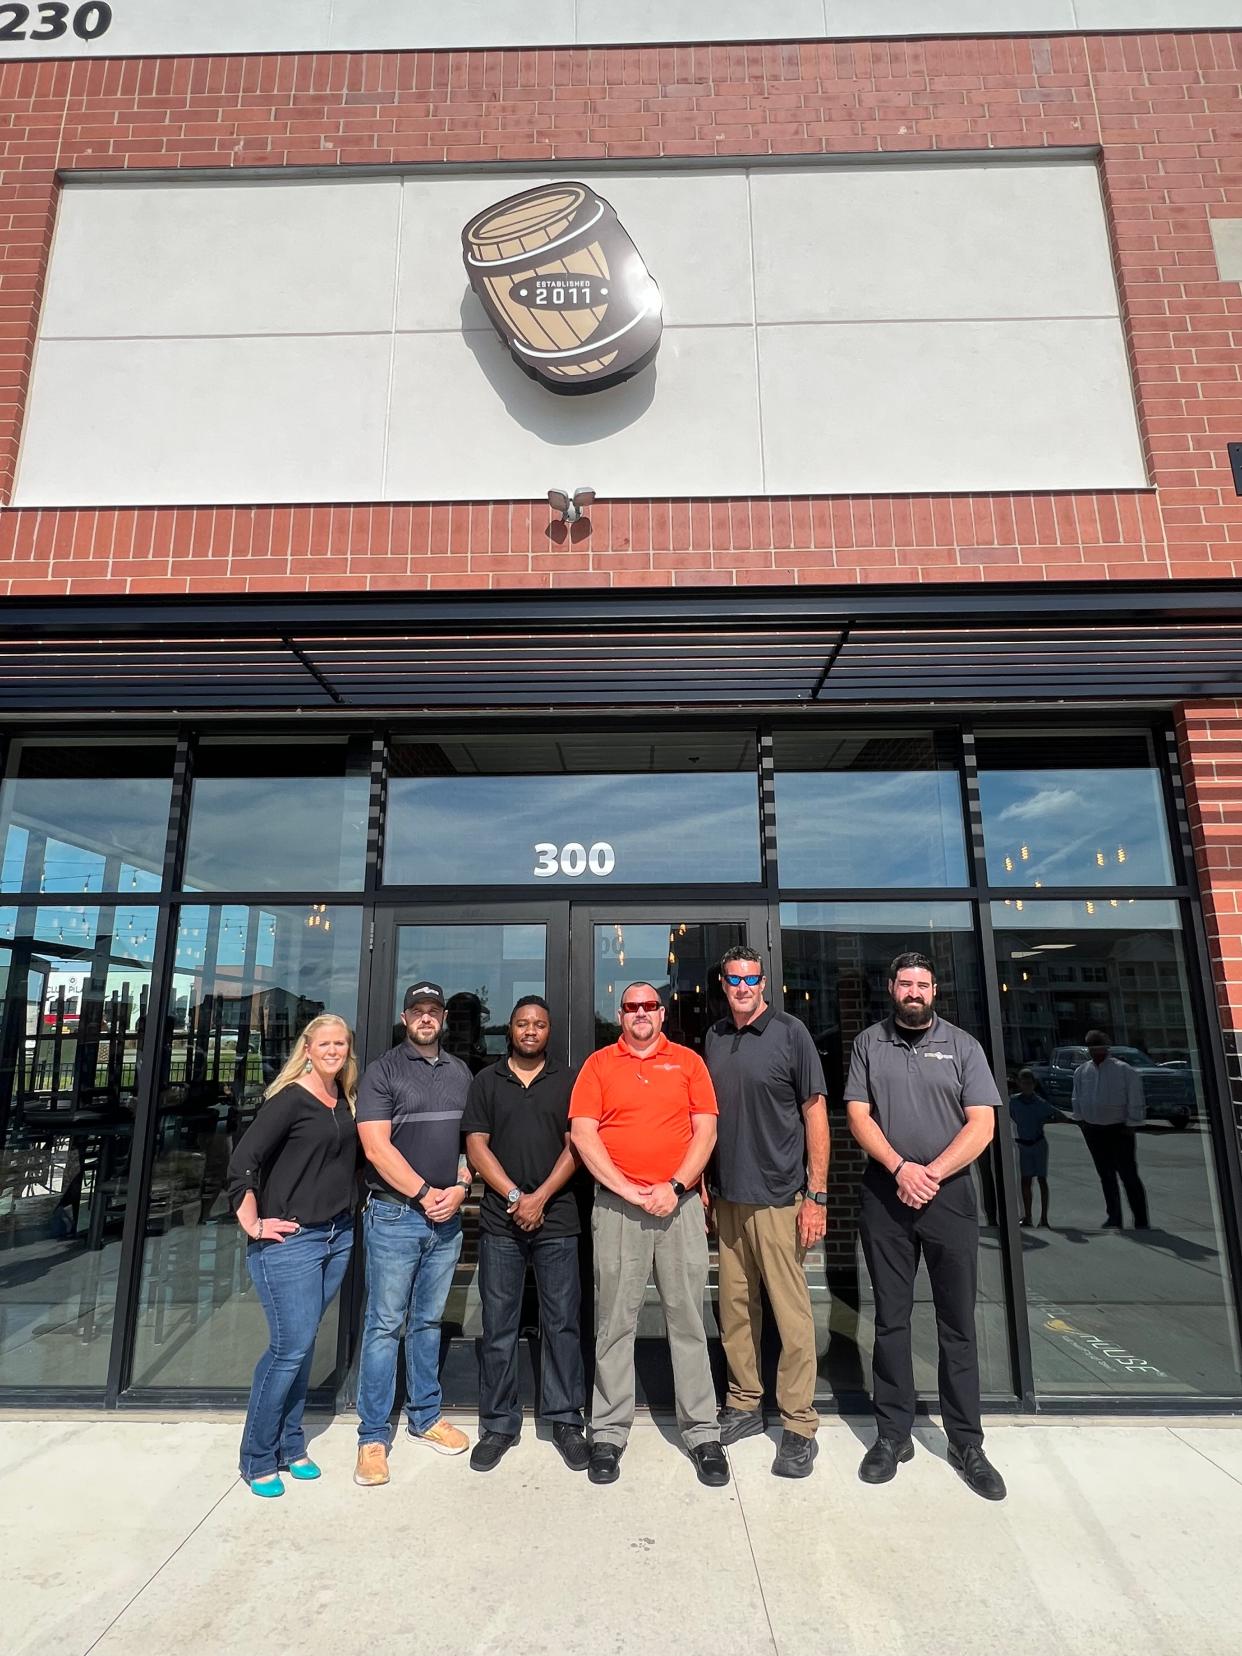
xmin=226 ymin=1084 xmax=360 ymax=1226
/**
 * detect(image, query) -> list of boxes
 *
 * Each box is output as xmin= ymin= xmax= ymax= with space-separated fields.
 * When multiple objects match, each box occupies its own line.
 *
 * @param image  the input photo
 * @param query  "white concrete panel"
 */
xmin=14 ymin=334 xmax=391 ymax=506
xmin=329 ymin=0 xmax=574 ymax=50
xmin=751 ymin=162 xmax=1119 ymax=323
xmin=43 ymin=180 xmax=402 ymax=339
xmin=1073 ymin=2 xmax=1242 ymax=26
xmin=758 ymin=318 xmax=1147 ymax=493
xmin=576 ymin=1 xmax=825 ymax=43
xmin=386 ymin=325 xmax=762 ymax=499
xmin=398 ymin=170 xmax=752 ymax=334
xmin=826 ymin=1 xmax=1077 ymax=34
xmin=1209 ymin=216 xmax=1242 ymax=282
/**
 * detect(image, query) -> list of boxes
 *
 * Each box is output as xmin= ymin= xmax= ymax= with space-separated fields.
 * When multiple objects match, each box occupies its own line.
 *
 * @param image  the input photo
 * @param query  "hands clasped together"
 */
xmin=895 ymin=1161 xmax=940 ymax=1209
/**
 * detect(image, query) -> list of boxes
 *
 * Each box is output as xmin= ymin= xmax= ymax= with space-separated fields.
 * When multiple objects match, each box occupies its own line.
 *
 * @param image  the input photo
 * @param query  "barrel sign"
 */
xmin=462 ymin=182 xmax=663 ymax=394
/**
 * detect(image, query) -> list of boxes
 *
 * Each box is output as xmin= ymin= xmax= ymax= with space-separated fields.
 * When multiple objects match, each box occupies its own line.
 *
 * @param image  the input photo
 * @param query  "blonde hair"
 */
xmin=264 ymin=1013 xmax=359 ymax=1112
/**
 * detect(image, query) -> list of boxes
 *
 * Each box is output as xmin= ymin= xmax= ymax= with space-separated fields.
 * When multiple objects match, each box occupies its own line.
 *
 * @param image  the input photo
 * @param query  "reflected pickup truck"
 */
xmin=1028 ymin=1046 xmax=1196 ymax=1129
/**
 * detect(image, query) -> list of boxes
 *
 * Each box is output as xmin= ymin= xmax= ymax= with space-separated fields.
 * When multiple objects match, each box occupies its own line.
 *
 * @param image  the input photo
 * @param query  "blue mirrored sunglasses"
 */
xmin=724 ymin=973 xmax=763 ymax=987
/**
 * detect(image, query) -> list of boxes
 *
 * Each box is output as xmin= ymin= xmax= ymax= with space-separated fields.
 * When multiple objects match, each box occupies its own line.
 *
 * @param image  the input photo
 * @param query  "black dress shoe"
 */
xmin=948 ymin=1441 xmax=1007 ymax=1501
xmin=858 ymin=1435 xmax=914 ymax=1484
xmin=690 ymin=1441 xmax=730 ymax=1487
xmin=552 ymin=1423 xmax=591 ymax=1472
xmin=469 ymin=1431 xmax=516 ymax=1472
xmin=772 ymin=1430 xmax=817 ymax=1479
xmin=587 ymin=1442 xmax=623 ymax=1485
xmin=717 ymin=1406 xmax=765 ymax=1446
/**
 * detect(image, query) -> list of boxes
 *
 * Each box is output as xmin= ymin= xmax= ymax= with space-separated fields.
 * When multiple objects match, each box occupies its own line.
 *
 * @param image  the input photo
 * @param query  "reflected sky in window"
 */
xmin=183 ymin=775 xmax=368 ymax=893
xmin=385 ymin=774 xmax=761 ymax=885
xmin=775 ymin=772 xmax=968 ymax=888
xmin=979 ymin=767 xmax=1174 ymax=887
xmin=0 ymin=776 xmax=171 ymax=893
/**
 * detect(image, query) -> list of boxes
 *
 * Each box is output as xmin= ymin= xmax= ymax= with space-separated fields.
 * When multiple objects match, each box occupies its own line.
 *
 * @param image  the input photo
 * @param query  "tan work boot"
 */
xmin=354 ymin=1442 xmax=390 ymax=1486
xmin=410 ymin=1418 xmax=469 ymax=1456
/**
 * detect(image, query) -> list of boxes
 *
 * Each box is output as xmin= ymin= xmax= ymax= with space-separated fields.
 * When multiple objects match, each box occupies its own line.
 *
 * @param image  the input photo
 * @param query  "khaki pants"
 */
xmin=715 ymin=1196 xmax=819 ymax=1438
xmin=591 ymin=1188 xmax=719 ymax=1450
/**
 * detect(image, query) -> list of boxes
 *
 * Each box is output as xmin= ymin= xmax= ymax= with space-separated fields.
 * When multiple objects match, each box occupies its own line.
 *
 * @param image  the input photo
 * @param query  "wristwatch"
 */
xmin=506 ymin=1186 xmax=522 ymax=1207
xmin=412 ymin=1180 xmax=431 ymax=1205
xmin=456 ymin=1176 xmax=472 ymax=1192
xmin=806 ymin=1189 xmax=828 ymax=1207
xmin=669 ymin=1179 xmax=687 ymax=1198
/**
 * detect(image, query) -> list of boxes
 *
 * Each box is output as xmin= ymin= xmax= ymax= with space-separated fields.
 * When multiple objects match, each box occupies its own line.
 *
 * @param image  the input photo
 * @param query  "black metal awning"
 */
xmin=0 ymin=582 xmax=1239 ymax=714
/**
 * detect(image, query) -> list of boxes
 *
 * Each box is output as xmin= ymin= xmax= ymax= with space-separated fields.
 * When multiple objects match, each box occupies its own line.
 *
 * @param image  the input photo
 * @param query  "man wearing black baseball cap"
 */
xmin=354 ymin=980 xmax=474 ymax=1485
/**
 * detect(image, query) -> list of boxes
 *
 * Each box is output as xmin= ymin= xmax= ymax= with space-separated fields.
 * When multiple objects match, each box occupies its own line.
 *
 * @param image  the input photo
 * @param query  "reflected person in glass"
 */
xmin=227 ymin=1014 xmax=360 ymax=1499
xmin=1008 ymin=1068 xmax=1063 ymax=1229
xmin=1071 ymin=1031 xmax=1149 ymax=1230
xmin=845 ymin=953 xmax=1007 ymax=1502
xmin=463 ymin=996 xmax=589 ymax=1473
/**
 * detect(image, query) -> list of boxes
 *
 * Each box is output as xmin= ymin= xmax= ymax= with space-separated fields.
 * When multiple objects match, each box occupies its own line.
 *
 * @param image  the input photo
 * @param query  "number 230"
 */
xmin=0 ymin=4 xmax=113 ymax=41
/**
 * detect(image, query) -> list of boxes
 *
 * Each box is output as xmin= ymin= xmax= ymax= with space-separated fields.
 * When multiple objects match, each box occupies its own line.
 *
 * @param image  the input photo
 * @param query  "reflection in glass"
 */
xmin=0 ymin=905 xmax=157 ymax=1389
xmin=385 ymin=733 xmax=760 ymax=887
xmin=591 ymin=920 xmax=747 ymax=1055
xmin=129 ymin=905 xmax=363 ymax=1390
xmin=977 ymin=732 xmax=1174 ymax=888
xmin=390 ymin=923 xmax=548 ymax=1346
xmin=0 ymin=741 xmax=172 ymax=895
xmin=779 ymin=903 xmax=1011 ymax=1400
xmin=993 ymin=902 xmax=1241 ymax=1396
xmin=773 ymin=731 xmax=967 ymax=888
xmin=183 ymin=739 xmax=369 ymax=893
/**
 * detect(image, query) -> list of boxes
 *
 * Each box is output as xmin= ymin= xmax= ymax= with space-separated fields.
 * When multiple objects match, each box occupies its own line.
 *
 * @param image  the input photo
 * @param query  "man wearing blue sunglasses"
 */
xmin=705 ymin=945 xmax=829 ymax=1478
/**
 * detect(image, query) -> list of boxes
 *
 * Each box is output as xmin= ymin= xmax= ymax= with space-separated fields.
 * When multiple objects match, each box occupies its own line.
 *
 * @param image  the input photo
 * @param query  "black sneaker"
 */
xmin=858 ymin=1435 xmax=914 ymax=1484
xmin=717 ymin=1406 xmax=765 ymax=1447
xmin=772 ymin=1430 xmax=817 ymax=1479
xmin=552 ymin=1422 xmax=591 ymax=1472
xmin=690 ymin=1441 xmax=730 ymax=1487
xmin=587 ymin=1442 xmax=623 ymax=1485
xmin=469 ymin=1430 xmax=516 ymax=1472
xmin=948 ymin=1441 xmax=1007 ymax=1501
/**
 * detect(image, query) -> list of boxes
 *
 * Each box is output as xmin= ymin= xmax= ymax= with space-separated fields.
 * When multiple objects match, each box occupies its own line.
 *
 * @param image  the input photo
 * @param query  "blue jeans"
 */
xmin=356 ymin=1198 xmax=463 ymax=1442
xmin=239 ymin=1212 xmax=353 ymax=1481
xmin=478 ymin=1230 xmax=584 ymax=1437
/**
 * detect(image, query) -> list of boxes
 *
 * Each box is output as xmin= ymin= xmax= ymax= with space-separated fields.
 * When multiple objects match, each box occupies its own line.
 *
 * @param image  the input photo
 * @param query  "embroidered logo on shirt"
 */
xmin=924 ymin=1051 xmax=957 ymax=1061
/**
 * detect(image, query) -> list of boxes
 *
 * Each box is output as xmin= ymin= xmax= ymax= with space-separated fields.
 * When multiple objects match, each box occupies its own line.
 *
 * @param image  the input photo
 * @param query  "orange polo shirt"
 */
xmin=569 ymin=1034 xmax=718 ymax=1184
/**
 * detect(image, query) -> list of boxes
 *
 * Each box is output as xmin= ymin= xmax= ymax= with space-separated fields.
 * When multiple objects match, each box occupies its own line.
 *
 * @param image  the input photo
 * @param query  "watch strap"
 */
xmin=670 ymin=1178 xmax=687 ymax=1198
xmin=806 ymin=1189 xmax=828 ymax=1206
xmin=413 ymin=1180 xmax=431 ymax=1204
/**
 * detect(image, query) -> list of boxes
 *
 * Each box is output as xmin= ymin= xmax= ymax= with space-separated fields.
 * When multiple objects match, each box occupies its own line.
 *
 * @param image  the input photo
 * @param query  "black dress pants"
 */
xmin=1080 ymin=1122 xmax=1149 ymax=1227
xmin=858 ymin=1165 xmax=983 ymax=1448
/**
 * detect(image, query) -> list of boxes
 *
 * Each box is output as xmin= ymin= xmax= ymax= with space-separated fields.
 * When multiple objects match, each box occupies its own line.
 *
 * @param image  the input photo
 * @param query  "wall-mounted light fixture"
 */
xmin=548 ymin=486 xmax=595 ymax=525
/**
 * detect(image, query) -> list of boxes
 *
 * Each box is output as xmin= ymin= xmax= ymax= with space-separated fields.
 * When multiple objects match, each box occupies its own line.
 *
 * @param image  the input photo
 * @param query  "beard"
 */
xmin=409 ymin=1025 xmax=440 ymax=1047
xmin=895 ymin=997 xmax=933 ymax=1028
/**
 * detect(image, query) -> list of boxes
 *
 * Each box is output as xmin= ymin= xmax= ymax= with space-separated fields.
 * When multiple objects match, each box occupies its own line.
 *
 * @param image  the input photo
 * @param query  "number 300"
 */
xmin=532 ymin=841 xmax=616 ymax=879
xmin=0 ymin=4 xmax=113 ymax=41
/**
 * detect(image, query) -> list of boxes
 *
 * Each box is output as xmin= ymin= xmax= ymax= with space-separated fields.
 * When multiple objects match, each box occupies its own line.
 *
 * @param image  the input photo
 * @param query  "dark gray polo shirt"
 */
xmin=356 ymin=1040 xmax=472 ymax=1194
xmin=705 ymin=1006 xmax=828 ymax=1205
xmin=844 ymin=1015 xmax=1001 ymax=1166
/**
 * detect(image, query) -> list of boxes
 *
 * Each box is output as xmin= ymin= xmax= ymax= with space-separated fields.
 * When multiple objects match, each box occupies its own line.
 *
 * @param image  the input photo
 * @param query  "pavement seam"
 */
xmin=1166 ymin=1424 xmax=1242 ymax=1490
xmin=79 ymin=1478 xmax=242 ymax=1656
xmin=728 ymin=1446 xmax=782 ymax=1656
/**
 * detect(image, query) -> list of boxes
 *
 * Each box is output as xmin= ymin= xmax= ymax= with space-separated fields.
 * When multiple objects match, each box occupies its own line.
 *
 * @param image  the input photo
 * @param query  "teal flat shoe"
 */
xmin=248 ymin=1474 xmax=285 ymax=1499
xmin=286 ymin=1458 xmax=321 ymax=1481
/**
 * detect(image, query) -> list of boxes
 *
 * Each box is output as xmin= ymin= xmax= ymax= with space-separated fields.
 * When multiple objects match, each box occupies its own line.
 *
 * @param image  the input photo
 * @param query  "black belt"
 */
xmin=369 ymin=1188 xmax=421 ymax=1210
xmin=1017 ymin=1137 xmax=1044 ymax=1147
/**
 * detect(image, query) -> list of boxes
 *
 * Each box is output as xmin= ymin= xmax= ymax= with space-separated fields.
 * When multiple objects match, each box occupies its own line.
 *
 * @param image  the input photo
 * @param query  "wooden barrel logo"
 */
xmin=462 ymin=182 xmax=662 ymax=394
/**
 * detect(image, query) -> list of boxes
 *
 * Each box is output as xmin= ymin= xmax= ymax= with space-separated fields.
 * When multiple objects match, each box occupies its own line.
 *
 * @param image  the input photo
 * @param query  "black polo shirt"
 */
xmin=356 ymin=1040 xmax=472 ymax=1194
xmin=461 ymin=1057 xmax=580 ymax=1239
xmin=705 ymin=1006 xmax=828 ymax=1205
xmin=844 ymin=1014 xmax=1001 ymax=1166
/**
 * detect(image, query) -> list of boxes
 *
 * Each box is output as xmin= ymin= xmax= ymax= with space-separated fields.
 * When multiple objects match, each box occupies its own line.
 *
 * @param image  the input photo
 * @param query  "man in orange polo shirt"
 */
xmin=569 ymin=982 xmax=727 ymax=1488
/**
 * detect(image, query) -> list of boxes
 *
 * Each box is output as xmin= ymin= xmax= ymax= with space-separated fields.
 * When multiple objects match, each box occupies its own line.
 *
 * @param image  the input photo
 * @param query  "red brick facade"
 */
xmin=1178 ymin=702 xmax=1242 ymax=1023
xmin=0 ymin=29 xmax=1239 ymax=596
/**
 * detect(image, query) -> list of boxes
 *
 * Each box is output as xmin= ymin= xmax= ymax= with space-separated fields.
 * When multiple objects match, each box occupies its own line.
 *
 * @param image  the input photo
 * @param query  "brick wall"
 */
xmin=0 ymin=30 xmax=1240 ymax=595
xmin=1177 ymin=701 xmax=1242 ymax=1142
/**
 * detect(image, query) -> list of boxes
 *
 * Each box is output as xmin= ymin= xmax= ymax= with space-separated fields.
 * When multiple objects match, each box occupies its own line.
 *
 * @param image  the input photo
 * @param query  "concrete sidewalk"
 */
xmin=4 ymin=1414 xmax=1241 ymax=1656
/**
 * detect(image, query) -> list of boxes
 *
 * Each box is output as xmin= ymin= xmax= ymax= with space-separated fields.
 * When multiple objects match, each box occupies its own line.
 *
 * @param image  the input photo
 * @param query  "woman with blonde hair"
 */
xmin=226 ymin=1013 xmax=361 ymax=1497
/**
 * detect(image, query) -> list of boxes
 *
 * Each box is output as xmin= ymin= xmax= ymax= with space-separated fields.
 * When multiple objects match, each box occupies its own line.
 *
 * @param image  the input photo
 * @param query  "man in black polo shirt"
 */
xmin=705 ymin=946 xmax=829 ymax=1479
xmin=353 ymin=980 xmax=474 ymax=1486
xmin=462 ymin=995 xmax=588 ymax=1473
xmin=845 ymin=951 xmax=1006 ymax=1501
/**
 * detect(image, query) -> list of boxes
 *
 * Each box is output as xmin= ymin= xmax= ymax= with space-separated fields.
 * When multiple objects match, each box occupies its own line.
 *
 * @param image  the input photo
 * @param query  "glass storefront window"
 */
xmin=0 ymin=740 xmax=172 ymax=895
xmin=129 ymin=903 xmax=363 ymax=1390
xmin=0 ymin=904 xmax=158 ymax=1389
xmin=385 ymin=731 xmax=761 ymax=887
xmin=993 ymin=900 xmax=1241 ymax=1396
xmin=977 ymin=732 xmax=1175 ymax=888
xmin=591 ymin=919 xmax=748 ymax=1055
xmin=182 ymin=738 xmax=369 ymax=893
xmin=773 ymin=731 xmax=968 ymax=888
xmin=778 ymin=901 xmax=1011 ymax=1400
